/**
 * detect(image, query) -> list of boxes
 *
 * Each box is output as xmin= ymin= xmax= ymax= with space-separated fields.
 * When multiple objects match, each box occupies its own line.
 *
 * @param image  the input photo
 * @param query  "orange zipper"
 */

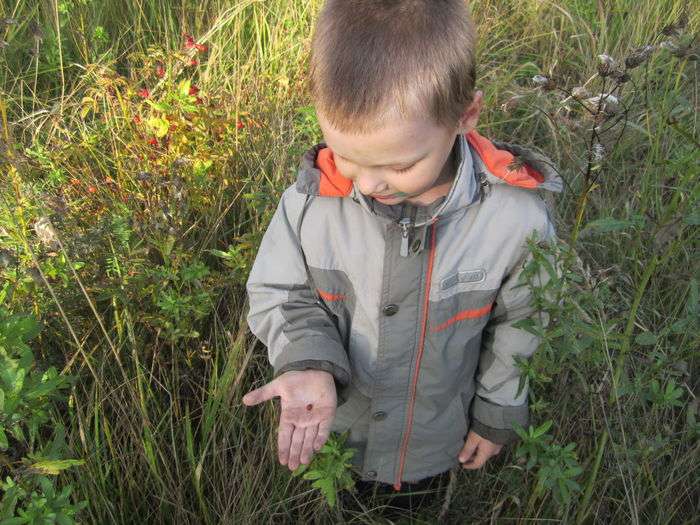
xmin=393 ymin=219 xmax=439 ymax=491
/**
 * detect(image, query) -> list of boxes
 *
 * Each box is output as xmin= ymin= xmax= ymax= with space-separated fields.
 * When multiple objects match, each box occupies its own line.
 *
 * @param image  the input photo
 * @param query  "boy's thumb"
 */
xmin=242 ymin=383 xmax=275 ymax=406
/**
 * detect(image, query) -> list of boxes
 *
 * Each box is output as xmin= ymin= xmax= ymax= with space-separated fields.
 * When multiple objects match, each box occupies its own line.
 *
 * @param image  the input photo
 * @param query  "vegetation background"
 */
xmin=0 ymin=0 xmax=697 ymax=523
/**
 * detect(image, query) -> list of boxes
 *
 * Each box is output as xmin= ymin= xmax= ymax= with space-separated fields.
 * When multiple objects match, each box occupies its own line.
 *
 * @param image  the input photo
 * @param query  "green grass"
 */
xmin=0 ymin=0 xmax=698 ymax=523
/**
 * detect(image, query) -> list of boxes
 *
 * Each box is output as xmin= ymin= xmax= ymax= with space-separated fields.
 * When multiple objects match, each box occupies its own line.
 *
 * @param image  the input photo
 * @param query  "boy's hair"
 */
xmin=310 ymin=0 xmax=478 ymax=134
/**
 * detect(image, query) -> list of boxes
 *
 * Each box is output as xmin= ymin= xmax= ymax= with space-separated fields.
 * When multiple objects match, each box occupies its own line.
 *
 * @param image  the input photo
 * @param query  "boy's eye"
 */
xmin=395 ymin=164 xmax=415 ymax=173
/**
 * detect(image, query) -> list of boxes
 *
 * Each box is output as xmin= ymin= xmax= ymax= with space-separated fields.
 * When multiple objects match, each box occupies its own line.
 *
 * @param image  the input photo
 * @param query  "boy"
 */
xmin=242 ymin=0 xmax=562 ymax=505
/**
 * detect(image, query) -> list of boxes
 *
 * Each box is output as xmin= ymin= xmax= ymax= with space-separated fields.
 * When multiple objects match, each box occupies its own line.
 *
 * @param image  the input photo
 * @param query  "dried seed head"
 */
xmin=532 ymin=75 xmax=556 ymax=91
xmin=571 ymin=86 xmax=589 ymax=100
xmin=660 ymin=40 xmax=680 ymax=52
xmin=584 ymin=93 xmax=620 ymax=115
xmin=28 ymin=20 xmax=43 ymax=41
xmin=34 ymin=217 xmax=58 ymax=248
xmin=597 ymin=54 xmax=616 ymax=76
xmin=592 ymin=142 xmax=606 ymax=163
xmin=0 ymin=249 xmax=16 ymax=268
xmin=625 ymin=44 xmax=655 ymax=69
xmin=2 ymin=18 xmax=18 ymax=25
xmin=500 ymin=94 xmax=526 ymax=113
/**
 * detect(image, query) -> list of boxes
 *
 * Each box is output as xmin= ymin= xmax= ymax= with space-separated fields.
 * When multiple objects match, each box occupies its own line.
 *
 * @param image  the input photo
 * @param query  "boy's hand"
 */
xmin=458 ymin=430 xmax=503 ymax=469
xmin=241 ymin=369 xmax=337 ymax=471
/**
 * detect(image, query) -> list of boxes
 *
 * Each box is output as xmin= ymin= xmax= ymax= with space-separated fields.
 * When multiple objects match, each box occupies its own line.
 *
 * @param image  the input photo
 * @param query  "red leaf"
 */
xmin=155 ymin=63 xmax=165 ymax=78
xmin=138 ymin=88 xmax=150 ymax=99
xmin=236 ymin=120 xmax=245 ymax=129
xmin=195 ymin=43 xmax=208 ymax=53
xmin=189 ymin=85 xmax=199 ymax=96
xmin=133 ymin=115 xmax=142 ymax=124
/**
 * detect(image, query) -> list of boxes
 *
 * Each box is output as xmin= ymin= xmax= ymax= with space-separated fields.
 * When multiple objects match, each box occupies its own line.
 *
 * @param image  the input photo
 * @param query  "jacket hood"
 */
xmin=295 ymin=130 xmax=563 ymax=226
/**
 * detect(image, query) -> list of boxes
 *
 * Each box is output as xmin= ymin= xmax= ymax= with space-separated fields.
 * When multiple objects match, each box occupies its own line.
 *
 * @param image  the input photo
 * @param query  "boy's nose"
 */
xmin=356 ymin=171 xmax=389 ymax=196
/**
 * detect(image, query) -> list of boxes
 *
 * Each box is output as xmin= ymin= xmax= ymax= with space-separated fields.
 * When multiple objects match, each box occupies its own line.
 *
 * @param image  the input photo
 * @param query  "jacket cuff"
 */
xmin=274 ymin=359 xmax=350 ymax=389
xmin=272 ymin=338 xmax=351 ymax=388
xmin=470 ymin=395 xmax=528 ymax=445
xmin=470 ymin=419 xmax=520 ymax=445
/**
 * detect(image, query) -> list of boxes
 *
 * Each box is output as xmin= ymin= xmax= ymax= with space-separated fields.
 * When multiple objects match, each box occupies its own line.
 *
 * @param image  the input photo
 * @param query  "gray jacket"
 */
xmin=246 ymin=130 xmax=562 ymax=489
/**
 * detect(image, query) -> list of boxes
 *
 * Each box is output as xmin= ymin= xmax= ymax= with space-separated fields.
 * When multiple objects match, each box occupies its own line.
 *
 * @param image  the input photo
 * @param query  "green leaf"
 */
xmin=178 ymin=79 xmax=191 ymax=97
xmin=147 ymin=117 xmax=169 ymax=138
xmin=635 ymin=332 xmax=657 ymax=346
xmin=533 ymin=420 xmax=553 ymax=438
xmin=0 ymin=428 xmax=7 ymax=450
xmin=302 ymin=469 xmax=323 ymax=481
xmin=28 ymin=459 xmax=84 ymax=475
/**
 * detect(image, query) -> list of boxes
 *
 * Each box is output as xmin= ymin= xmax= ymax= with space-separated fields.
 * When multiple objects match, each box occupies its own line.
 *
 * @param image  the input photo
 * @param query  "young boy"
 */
xmin=242 ymin=0 xmax=562 ymax=503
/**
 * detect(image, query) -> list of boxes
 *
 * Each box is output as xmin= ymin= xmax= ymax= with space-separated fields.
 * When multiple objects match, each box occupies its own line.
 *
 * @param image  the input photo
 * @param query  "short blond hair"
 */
xmin=310 ymin=0 xmax=478 ymax=133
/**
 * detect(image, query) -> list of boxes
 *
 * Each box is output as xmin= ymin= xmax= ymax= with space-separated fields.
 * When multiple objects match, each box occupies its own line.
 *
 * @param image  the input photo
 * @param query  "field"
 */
xmin=0 ymin=0 xmax=698 ymax=523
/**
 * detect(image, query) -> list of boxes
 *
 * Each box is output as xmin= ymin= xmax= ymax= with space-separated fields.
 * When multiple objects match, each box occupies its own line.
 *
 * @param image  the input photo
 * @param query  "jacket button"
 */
xmin=372 ymin=411 xmax=387 ymax=421
xmin=366 ymin=470 xmax=377 ymax=479
xmin=382 ymin=304 xmax=399 ymax=316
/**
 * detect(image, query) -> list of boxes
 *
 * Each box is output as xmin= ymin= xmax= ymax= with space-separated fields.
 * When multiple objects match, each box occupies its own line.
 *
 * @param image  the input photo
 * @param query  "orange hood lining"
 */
xmin=314 ymin=130 xmax=545 ymax=197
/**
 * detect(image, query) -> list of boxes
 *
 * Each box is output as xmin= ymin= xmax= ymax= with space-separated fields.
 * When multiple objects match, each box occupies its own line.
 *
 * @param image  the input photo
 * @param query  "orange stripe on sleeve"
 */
xmin=317 ymin=289 xmax=345 ymax=302
xmin=431 ymin=303 xmax=493 ymax=333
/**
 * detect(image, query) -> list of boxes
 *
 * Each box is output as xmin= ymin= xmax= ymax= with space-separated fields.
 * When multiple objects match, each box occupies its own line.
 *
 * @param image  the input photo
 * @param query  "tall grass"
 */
xmin=1 ymin=0 xmax=698 ymax=523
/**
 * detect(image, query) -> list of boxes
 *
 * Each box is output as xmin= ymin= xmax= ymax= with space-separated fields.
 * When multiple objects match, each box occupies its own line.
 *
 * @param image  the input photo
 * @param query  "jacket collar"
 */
xmin=295 ymin=130 xmax=563 ymax=225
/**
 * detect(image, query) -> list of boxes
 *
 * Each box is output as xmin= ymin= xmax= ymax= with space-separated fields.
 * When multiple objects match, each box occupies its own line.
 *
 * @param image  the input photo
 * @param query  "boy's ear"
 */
xmin=456 ymin=90 xmax=484 ymax=135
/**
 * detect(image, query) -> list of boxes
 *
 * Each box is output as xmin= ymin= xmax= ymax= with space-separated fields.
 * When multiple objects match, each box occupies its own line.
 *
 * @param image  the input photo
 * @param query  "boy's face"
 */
xmin=317 ymin=90 xmax=483 ymax=206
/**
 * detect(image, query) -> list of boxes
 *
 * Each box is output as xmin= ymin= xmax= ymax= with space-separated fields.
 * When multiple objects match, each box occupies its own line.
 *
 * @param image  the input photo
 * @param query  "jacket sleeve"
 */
xmin=245 ymin=185 xmax=351 ymax=388
xmin=470 ymin=217 xmax=558 ymax=444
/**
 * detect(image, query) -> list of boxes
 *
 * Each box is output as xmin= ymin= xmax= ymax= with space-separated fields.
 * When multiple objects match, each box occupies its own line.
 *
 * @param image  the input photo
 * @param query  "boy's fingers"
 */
xmin=300 ymin=423 xmax=319 ymax=465
xmin=287 ymin=426 xmax=306 ymax=471
xmin=458 ymin=439 xmax=478 ymax=463
xmin=462 ymin=444 xmax=490 ymax=470
xmin=277 ymin=421 xmax=294 ymax=465
xmin=314 ymin=417 xmax=332 ymax=450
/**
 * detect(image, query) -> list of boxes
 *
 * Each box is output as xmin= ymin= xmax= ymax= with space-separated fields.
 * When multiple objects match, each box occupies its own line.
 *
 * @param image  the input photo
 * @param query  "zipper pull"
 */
xmin=479 ymin=172 xmax=491 ymax=202
xmin=399 ymin=217 xmax=412 ymax=257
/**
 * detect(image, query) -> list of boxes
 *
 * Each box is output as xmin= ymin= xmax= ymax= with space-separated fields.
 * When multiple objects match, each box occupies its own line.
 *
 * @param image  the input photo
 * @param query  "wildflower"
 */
xmin=87 ymin=185 xmax=97 ymax=194
xmin=189 ymin=85 xmax=200 ymax=96
xmin=138 ymin=88 xmax=151 ymax=99
xmin=155 ymin=63 xmax=166 ymax=78
xmin=34 ymin=217 xmax=58 ymax=248
xmin=625 ymin=44 xmax=655 ymax=69
xmin=133 ymin=115 xmax=142 ymax=124
xmin=236 ymin=120 xmax=245 ymax=129
xmin=184 ymin=33 xmax=207 ymax=53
